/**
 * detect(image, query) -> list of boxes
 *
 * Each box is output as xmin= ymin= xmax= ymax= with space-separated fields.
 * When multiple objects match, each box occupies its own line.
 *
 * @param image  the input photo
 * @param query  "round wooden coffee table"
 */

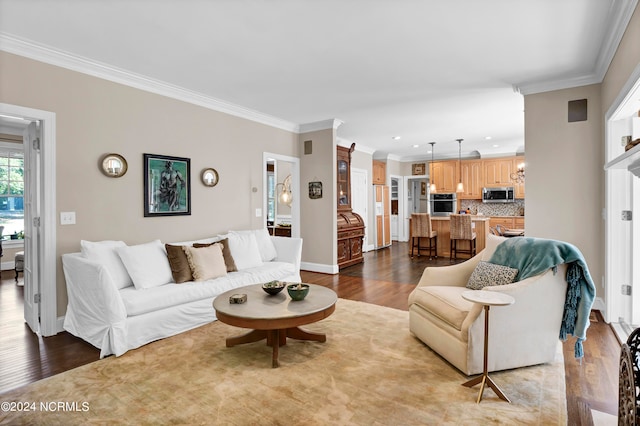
xmin=213 ymin=283 xmax=337 ymax=368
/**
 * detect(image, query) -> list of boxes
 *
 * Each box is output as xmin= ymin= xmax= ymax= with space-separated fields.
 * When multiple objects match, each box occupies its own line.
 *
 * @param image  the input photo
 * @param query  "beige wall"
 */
xmin=0 ymin=52 xmax=300 ymax=315
xmin=523 ymin=4 xmax=640 ymax=303
xmin=299 ymin=129 xmax=336 ymax=268
xmin=524 ymin=85 xmax=603 ymax=297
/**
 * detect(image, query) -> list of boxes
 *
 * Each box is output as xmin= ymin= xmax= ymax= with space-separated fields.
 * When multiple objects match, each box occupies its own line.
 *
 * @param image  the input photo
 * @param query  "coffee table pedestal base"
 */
xmin=226 ymin=327 xmax=326 ymax=368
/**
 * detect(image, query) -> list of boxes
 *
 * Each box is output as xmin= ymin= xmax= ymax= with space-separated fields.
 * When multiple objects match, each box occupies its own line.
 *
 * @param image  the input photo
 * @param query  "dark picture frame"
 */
xmin=143 ymin=153 xmax=191 ymax=217
xmin=309 ymin=181 xmax=323 ymax=199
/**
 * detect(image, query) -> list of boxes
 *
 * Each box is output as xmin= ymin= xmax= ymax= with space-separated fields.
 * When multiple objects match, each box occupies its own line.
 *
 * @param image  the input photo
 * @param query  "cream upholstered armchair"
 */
xmin=408 ymin=234 xmax=568 ymax=376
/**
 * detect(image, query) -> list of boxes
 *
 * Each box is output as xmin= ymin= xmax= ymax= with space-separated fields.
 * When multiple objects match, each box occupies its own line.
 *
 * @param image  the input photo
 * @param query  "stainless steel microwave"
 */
xmin=482 ymin=187 xmax=515 ymax=203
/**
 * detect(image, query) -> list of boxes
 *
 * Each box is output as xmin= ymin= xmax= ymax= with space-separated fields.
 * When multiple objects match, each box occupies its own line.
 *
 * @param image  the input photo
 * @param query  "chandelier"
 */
xmin=511 ymin=162 xmax=525 ymax=183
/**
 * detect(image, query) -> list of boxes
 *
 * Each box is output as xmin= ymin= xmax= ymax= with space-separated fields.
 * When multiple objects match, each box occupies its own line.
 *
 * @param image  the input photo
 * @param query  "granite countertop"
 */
xmin=431 ymin=216 xmax=490 ymax=221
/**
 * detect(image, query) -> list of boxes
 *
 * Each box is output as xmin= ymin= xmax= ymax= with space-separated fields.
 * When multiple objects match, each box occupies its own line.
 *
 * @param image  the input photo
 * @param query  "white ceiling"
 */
xmin=0 ymin=0 xmax=635 ymax=161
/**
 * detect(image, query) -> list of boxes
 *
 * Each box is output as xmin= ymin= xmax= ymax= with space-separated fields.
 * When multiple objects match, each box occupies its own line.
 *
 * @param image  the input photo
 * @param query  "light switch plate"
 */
xmin=60 ymin=211 xmax=76 ymax=225
xmin=255 ymin=208 xmax=262 ymax=218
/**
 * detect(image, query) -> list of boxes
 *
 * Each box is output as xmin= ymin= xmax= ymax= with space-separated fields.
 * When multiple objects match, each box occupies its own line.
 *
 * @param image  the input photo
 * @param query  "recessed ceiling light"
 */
xmin=392 ymin=136 xmax=401 ymax=140
xmin=492 ymin=144 xmax=499 ymax=148
xmin=485 ymin=136 xmax=492 ymax=140
xmin=413 ymin=144 xmax=419 ymax=148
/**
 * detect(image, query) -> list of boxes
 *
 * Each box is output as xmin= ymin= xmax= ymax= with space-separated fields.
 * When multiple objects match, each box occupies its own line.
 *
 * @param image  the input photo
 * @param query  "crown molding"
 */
xmin=299 ymin=119 xmax=343 ymax=134
xmin=514 ymin=0 xmax=637 ymax=95
xmin=0 ymin=33 xmax=300 ymax=133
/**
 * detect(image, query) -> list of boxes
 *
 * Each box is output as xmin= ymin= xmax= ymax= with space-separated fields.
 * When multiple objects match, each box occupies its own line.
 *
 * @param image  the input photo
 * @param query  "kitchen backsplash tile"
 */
xmin=460 ymin=199 xmax=525 ymax=216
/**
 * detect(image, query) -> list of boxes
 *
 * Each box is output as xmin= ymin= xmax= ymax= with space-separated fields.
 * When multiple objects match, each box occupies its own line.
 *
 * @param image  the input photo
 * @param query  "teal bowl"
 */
xmin=287 ymin=284 xmax=309 ymax=301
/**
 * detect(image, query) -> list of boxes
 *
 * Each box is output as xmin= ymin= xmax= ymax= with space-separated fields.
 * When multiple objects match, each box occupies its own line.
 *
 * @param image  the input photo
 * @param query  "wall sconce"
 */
xmin=276 ymin=174 xmax=292 ymax=206
xmin=511 ymin=162 xmax=525 ymax=183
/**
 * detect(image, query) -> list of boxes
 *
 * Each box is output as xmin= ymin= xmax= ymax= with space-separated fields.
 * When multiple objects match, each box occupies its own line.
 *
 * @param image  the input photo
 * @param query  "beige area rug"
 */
xmin=0 ymin=299 xmax=566 ymax=425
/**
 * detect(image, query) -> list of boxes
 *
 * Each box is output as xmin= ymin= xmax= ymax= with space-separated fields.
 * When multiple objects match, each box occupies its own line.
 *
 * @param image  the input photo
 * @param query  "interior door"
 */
xmin=23 ymin=121 xmax=40 ymax=334
xmin=351 ymin=168 xmax=368 ymax=250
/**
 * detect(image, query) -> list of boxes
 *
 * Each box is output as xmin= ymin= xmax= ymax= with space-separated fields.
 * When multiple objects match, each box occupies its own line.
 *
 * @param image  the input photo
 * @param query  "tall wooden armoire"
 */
xmin=337 ymin=143 xmax=365 ymax=269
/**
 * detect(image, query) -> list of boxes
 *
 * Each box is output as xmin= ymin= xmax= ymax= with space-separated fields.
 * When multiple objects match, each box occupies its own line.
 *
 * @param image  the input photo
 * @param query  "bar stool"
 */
xmin=15 ymin=251 xmax=24 ymax=284
xmin=449 ymin=214 xmax=476 ymax=261
xmin=410 ymin=213 xmax=437 ymax=259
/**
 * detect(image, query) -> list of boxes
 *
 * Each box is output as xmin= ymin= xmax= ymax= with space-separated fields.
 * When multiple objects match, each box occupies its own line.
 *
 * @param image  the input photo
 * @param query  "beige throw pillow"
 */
xmin=182 ymin=243 xmax=227 ymax=281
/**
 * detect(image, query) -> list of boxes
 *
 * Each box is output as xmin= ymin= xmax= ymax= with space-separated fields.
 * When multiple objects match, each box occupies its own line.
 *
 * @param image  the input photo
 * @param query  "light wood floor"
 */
xmin=0 ymin=242 xmax=620 ymax=424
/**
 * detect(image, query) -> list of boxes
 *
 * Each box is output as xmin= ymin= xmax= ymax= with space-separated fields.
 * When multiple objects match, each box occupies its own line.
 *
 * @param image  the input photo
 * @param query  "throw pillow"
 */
xmin=466 ymin=261 xmax=518 ymax=290
xmin=230 ymin=229 xmax=277 ymax=262
xmin=226 ymin=232 xmax=263 ymax=270
xmin=193 ymin=238 xmax=237 ymax=272
xmin=116 ymin=240 xmax=174 ymax=290
xmin=80 ymin=240 xmax=132 ymax=289
xmin=165 ymin=244 xmax=193 ymax=283
xmin=183 ymin=244 xmax=227 ymax=281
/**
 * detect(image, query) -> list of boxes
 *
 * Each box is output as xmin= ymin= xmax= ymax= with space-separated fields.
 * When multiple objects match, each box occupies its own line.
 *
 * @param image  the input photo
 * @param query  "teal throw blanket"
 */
xmin=488 ymin=237 xmax=595 ymax=359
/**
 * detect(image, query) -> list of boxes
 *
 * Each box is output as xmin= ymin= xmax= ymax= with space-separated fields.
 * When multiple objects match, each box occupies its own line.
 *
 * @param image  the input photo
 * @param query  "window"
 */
xmin=0 ymin=142 xmax=24 ymax=240
xmin=267 ymin=170 xmax=275 ymax=223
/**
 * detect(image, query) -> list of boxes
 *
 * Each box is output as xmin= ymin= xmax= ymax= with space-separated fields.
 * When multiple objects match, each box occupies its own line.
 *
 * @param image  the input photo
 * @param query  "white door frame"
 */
xmin=0 ymin=103 xmax=57 ymax=336
xmin=402 ymin=175 xmax=427 ymax=241
xmin=390 ymin=174 xmax=404 ymax=241
xmin=351 ymin=167 xmax=369 ymax=251
xmin=262 ymin=152 xmax=300 ymax=238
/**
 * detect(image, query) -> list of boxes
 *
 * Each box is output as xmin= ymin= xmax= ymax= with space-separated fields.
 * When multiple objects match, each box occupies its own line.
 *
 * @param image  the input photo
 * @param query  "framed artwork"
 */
xmin=412 ymin=163 xmax=426 ymax=175
xmin=143 ymin=153 xmax=191 ymax=217
xmin=309 ymin=181 xmax=323 ymax=199
xmin=421 ymin=181 xmax=426 ymax=196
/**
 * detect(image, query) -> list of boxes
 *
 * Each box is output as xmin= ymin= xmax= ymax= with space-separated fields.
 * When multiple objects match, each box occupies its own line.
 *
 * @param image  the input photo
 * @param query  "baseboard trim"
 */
xmin=300 ymin=262 xmax=338 ymax=275
xmin=56 ymin=316 xmax=65 ymax=334
xmin=592 ymin=297 xmax=605 ymax=314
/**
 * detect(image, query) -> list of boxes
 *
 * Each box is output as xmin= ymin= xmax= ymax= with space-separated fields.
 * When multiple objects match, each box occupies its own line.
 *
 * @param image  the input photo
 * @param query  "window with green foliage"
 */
xmin=0 ymin=144 xmax=24 ymax=240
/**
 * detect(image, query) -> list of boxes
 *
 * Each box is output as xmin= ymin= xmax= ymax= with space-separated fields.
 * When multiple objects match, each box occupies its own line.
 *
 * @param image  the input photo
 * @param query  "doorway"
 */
xmin=351 ymin=168 xmax=369 ymax=251
xmin=263 ymin=152 xmax=300 ymax=238
xmin=402 ymin=175 xmax=428 ymax=241
xmin=0 ymin=103 xmax=57 ymax=336
xmin=604 ymin=65 xmax=640 ymax=339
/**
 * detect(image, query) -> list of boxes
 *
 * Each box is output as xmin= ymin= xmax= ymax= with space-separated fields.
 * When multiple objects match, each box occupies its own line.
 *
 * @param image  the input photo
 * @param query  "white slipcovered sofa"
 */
xmin=62 ymin=229 xmax=302 ymax=358
xmin=408 ymin=234 xmax=569 ymax=376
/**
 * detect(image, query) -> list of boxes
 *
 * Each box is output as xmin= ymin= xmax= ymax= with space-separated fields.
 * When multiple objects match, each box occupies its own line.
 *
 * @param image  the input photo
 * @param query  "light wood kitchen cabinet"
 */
xmin=459 ymin=160 xmax=483 ymax=199
xmin=514 ymin=156 xmax=525 ymax=198
xmin=483 ymin=158 xmax=514 ymax=187
xmin=489 ymin=216 xmax=525 ymax=230
xmin=431 ymin=160 xmax=458 ymax=193
xmin=514 ymin=217 xmax=525 ymax=228
xmin=372 ymin=160 xmax=386 ymax=185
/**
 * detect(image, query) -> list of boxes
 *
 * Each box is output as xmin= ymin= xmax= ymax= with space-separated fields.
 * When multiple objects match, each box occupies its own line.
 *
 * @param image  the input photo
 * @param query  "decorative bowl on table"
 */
xmin=287 ymin=283 xmax=309 ymax=301
xmin=262 ymin=280 xmax=286 ymax=295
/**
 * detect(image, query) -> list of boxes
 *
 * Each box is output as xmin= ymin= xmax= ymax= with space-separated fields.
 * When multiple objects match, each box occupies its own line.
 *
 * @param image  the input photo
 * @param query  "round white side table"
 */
xmin=461 ymin=290 xmax=515 ymax=403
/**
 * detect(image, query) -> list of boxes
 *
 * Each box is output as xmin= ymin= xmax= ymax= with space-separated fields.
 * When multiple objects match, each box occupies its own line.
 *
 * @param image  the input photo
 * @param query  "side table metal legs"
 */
xmin=462 ymin=304 xmax=511 ymax=403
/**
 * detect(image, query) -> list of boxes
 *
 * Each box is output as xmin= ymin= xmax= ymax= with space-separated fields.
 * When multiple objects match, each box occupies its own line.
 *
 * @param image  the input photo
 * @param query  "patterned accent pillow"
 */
xmin=466 ymin=261 xmax=518 ymax=290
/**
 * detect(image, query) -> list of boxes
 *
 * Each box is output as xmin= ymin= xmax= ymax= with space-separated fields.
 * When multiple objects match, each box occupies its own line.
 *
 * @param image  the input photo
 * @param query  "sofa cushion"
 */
xmin=81 ymin=240 xmax=132 ymax=289
xmin=410 ymin=286 xmax=475 ymax=331
xmin=466 ymin=261 xmax=518 ymax=290
xmin=183 ymin=243 xmax=227 ymax=281
xmin=194 ymin=238 xmax=237 ymax=272
xmin=165 ymin=244 xmax=193 ymax=283
xmin=119 ymin=261 xmax=296 ymax=316
xmin=117 ymin=240 xmax=174 ymax=290
xmin=227 ymin=232 xmax=263 ymax=270
xmin=229 ymin=229 xmax=277 ymax=262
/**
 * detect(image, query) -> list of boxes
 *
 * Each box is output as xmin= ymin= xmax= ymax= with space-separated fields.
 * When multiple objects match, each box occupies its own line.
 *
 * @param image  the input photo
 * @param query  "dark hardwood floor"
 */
xmin=0 ymin=242 xmax=620 ymax=424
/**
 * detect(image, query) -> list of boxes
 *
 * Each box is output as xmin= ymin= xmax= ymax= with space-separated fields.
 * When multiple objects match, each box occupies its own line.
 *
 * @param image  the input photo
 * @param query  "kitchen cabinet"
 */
xmin=374 ymin=185 xmax=391 ymax=248
xmin=514 ymin=156 xmax=525 ymax=198
xmin=483 ymin=158 xmax=514 ymax=187
xmin=459 ymin=160 xmax=483 ymax=199
xmin=372 ymin=160 xmax=386 ymax=185
xmin=431 ymin=160 xmax=458 ymax=193
xmin=490 ymin=216 xmax=525 ymax=231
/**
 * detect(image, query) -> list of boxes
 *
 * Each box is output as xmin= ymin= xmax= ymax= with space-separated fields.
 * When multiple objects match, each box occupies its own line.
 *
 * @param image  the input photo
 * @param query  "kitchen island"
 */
xmin=409 ymin=216 xmax=490 ymax=259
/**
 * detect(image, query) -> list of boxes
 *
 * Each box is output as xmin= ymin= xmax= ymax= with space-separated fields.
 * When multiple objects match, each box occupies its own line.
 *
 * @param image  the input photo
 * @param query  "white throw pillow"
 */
xmin=116 ymin=240 xmax=174 ymax=290
xmin=183 ymin=244 xmax=227 ymax=281
xmin=227 ymin=232 xmax=263 ymax=270
xmin=230 ymin=229 xmax=277 ymax=262
xmin=80 ymin=240 xmax=132 ymax=289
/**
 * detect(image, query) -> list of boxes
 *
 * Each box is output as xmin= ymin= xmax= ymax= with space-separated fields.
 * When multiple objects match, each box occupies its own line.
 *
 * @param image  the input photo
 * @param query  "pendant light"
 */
xmin=456 ymin=139 xmax=464 ymax=193
xmin=428 ymin=142 xmax=436 ymax=193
